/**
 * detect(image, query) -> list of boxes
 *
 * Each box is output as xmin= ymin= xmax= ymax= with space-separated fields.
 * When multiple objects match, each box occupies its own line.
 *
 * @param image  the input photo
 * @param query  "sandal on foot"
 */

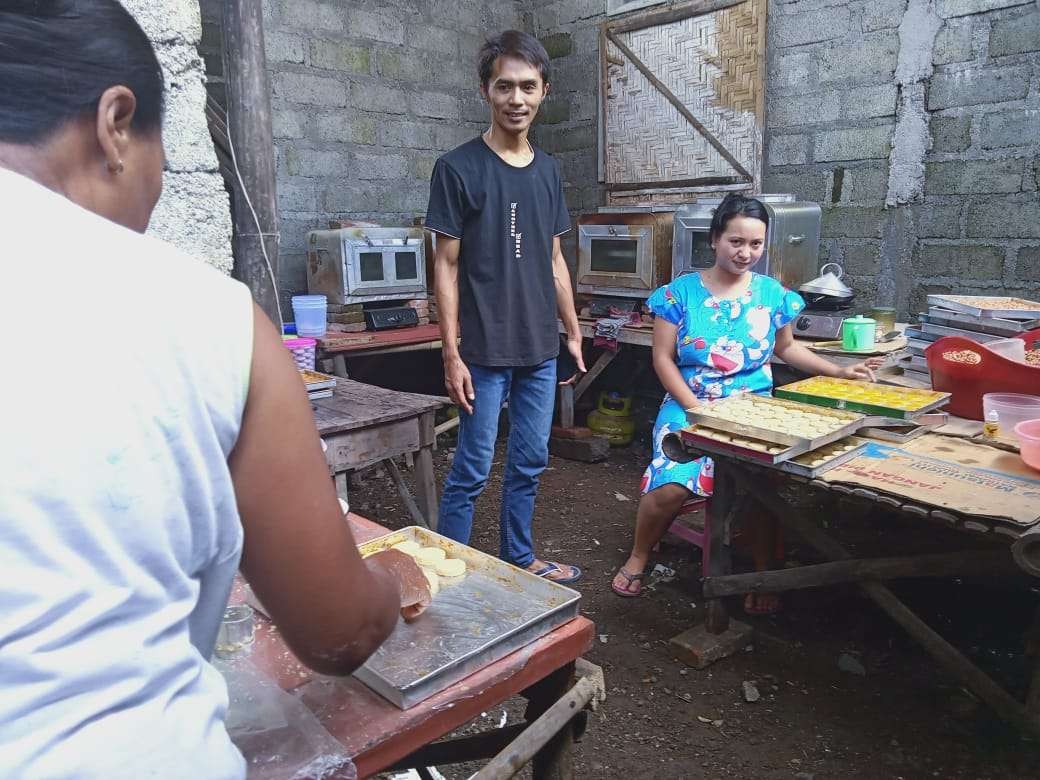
xmin=612 ymin=568 xmax=645 ymax=598
xmin=528 ymin=561 xmax=583 ymax=584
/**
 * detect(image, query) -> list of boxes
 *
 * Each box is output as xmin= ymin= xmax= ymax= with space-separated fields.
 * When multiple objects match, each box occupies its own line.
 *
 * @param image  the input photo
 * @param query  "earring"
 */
xmin=108 ymin=159 xmax=124 ymax=174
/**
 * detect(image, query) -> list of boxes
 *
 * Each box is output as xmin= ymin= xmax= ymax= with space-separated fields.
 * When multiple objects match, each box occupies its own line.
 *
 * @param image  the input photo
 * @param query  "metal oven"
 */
xmin=575 ymin=208 xmax=675 ymax=299
xmin=671 ymin=195 xmax=822 ymax=290
xmin=306 ymin=226 xmax=427 ymax=304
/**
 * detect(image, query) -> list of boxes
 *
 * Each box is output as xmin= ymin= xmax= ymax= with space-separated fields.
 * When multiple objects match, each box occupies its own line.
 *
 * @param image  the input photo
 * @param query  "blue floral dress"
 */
xmin=640 ymin=273 xmax=806 ymax=497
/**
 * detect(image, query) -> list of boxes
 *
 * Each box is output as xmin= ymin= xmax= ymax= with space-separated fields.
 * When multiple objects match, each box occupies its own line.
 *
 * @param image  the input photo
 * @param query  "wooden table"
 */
xmin=238 ymin=514 xmax=598 ymax=778
xmin=314 ymin=380 xmax=443 ymax=530
xmin=319 ymin=324 xmax=448 ymax=377
xmin=676 ymin=430 xmax=1040 ymax=736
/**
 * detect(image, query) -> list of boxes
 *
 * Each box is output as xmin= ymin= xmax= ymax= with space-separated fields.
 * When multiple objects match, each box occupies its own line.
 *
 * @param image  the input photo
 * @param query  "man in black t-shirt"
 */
xmin=425 ymin=30 xmax=585 ymax=583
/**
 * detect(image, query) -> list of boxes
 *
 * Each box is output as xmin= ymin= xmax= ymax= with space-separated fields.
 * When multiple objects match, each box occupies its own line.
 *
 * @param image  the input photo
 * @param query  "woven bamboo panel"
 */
xmin=603 ymin=0 xmax=765 ymax=190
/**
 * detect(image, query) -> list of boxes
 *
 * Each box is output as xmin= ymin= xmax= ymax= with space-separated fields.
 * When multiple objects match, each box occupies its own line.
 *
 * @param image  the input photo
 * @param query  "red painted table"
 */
xmin=235 ymin=514 xmax=596 ymax=778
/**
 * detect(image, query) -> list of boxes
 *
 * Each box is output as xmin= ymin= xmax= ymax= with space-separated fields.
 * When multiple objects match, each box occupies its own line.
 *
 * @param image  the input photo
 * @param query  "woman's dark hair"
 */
xmin=0 ymin=0 xmax=164 ymax=145
xmin=709 ymin=193 xmax=769 ymax=243
xmin=479 ymin=30 xmax=551 ymax=88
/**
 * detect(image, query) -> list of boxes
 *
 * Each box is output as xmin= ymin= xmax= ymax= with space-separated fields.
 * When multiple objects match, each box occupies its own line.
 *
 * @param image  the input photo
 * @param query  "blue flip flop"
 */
xmin=527 ymin=561 xmax=583 ymax=584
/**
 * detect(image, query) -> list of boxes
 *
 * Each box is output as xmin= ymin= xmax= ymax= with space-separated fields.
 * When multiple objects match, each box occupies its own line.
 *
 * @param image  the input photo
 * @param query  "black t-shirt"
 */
xmin=425 ymin=137 xmax=571 ymax=367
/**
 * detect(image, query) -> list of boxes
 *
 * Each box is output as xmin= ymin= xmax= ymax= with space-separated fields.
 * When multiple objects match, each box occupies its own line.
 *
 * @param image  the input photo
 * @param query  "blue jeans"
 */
xmin=437 ymin=358 xmax=557 ymax=567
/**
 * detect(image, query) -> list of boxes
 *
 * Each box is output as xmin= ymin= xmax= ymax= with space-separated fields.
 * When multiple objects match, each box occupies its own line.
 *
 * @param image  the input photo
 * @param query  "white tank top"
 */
xmin=0 ymin=169 xmax=252 ymax=778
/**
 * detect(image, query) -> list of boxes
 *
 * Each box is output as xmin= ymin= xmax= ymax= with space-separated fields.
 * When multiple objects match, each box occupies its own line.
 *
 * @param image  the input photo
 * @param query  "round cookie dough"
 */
xmin=392 ymin=540 xmax=422 ymax=557
xmin=416 ymin=546 xmax=447 ymax=567
xmin=435 ymin=558 xmax=467 ymax=578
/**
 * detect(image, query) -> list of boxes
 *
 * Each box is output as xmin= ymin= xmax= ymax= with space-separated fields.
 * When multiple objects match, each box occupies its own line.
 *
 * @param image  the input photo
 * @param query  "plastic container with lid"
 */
xmin=292 ymin=295 xmax=327 ymax=338
xmin=1015 ymin=419 xmax=1040 ymax=471
xmin=283 ymin=337 xmax=317 ymax=370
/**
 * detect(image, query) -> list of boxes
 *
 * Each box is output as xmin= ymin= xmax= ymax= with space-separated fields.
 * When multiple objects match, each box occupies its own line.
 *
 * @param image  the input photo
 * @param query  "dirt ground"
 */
xmin=355 ymin=429 xmax=1040 ymax=779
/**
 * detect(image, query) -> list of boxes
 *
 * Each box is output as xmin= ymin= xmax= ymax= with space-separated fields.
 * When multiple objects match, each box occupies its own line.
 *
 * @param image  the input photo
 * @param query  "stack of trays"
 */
xmin=684 ymin=395 xmax=867 ymax=475
xmin=300 ymin=368 xmax=337 ymax=400
xmin=902 ymin=294 xmax=1040 ymax=382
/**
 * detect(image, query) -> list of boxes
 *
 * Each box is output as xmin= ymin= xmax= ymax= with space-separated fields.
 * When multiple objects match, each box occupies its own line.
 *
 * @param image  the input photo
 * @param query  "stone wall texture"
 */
xmin=197 ymin=0 xmax=1039 ymax=314
xmin=200 ymin=0 xmax=523 ymax=313
xmin=124 ymin=0 xmax=233 ymax=272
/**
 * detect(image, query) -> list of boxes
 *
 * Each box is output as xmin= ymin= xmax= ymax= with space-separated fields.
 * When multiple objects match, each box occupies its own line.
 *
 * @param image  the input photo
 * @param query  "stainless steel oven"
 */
xmin=576 ymin=208 xmax=675 ymax=298
xmin=671 ymin=195 xmax=822 ymax=290
xmin=306 ymin=227 xmax=427 ymax=304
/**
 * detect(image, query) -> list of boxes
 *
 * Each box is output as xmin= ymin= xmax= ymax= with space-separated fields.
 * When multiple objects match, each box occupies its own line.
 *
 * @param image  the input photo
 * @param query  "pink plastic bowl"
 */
xmin=1015 ymin=419 xmax=1040 ymax=471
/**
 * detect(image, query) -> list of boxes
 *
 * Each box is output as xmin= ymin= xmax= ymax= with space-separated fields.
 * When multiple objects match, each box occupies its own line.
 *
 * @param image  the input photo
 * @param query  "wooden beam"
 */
xmin=572 ymin=348 xmax=617 ymax=402
xmin=608 ymin=0 xmax=744 ymax=34
xmin=385 ymin=724 xmax=529 ymax=771
xmin=222 ymin=0 xmax=281 ymax=326
xmin=778 ymin=507 xmax=1040 ymax=737
xmin=703 ymin=549 xmax=1018 ymax=598
xmin=385 ymin=458 xmax=429 ymax=529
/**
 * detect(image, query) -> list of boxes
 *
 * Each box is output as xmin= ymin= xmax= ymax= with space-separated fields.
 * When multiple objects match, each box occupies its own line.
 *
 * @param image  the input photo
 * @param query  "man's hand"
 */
xmin=559 ymin=337 xmax=588 ymax=385
xmin=444 ymin=354 xmax=475 ymax=415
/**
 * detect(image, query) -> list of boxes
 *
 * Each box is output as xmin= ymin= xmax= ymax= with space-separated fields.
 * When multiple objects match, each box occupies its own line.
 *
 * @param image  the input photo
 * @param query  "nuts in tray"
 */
xmin=778 ymin=377 xmax=946 ymax=412
xmin=790 ymin=437 xmax=863 ymax=468
xmin=935 ymin=295 xmax=1040 ymax=311
xmin=697 ymin=395 xmax=859 ymax=439
xmin=1026 ymin=350 xmax=1040 ymax=366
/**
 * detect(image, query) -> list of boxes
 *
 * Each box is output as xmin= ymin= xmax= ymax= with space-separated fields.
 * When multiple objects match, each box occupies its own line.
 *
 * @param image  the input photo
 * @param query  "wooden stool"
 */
xmin=661 ymin=497 xmax=711 ymax=571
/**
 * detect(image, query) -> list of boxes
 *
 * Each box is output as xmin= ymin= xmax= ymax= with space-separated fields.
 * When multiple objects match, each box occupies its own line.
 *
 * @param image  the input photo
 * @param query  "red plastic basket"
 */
xmin=925 ymin=328 xmax=1040 ymax=420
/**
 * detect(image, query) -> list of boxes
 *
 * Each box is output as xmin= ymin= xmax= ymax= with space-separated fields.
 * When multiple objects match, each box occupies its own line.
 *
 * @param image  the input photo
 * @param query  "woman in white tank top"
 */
xmin=0 ymin=3 xmax=428 ymax=778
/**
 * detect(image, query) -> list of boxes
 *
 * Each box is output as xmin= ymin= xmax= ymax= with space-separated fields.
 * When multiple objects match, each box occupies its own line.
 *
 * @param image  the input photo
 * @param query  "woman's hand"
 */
xmin=838 ymin=356 xmax=885 ymax=382
xmin=365 ymin=549 xmax=433 ymax=622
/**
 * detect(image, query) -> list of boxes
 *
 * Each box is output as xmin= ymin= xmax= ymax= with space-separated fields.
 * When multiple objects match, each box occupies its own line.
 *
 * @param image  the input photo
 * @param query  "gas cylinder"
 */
xmin=587 ymin=391 xmax=635 ymax=446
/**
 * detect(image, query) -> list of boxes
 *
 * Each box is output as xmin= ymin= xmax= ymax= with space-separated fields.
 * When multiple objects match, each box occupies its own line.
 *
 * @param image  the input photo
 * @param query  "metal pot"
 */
xmin=799 ymin=262 xmax=854 ymax=299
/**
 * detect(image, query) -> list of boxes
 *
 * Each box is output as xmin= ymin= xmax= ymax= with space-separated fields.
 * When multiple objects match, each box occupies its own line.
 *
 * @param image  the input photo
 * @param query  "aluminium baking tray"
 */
xmin=926 ymin=294 xmax=1040 ymax=321
xmin=354 ymin=526 xmax=580 ymax=709
xmin=677 ymin=427 xmax=868 ymax=478
xmin=685 ymin=395 xmax=864 ymax=450
xmin=922 ymin=308 xmax=1040 ymax=336
xmin=919 ymin=322 xmax=1004 ymax=342
xmin=774 ymin=378 xmax=950 ymax=420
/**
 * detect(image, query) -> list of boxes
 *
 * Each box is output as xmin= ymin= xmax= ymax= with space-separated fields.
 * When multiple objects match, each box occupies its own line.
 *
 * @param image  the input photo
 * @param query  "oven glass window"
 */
xmin=359 ymin=251 xmax=384 ymax=281
xmin=590 ymin=239 xmax=639 ymax=274
xmin=687 ymin=234 xmax=716 ymax=271
xmin=394 ymin=251 xmax=418 ymax=280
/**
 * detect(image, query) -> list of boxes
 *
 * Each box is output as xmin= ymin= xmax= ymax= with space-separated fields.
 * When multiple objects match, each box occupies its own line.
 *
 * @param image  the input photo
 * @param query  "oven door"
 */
xmin=576 ymin=224 xmax=654 ymax=296
xmin=344 ymin=239 xmax=426 ymax=297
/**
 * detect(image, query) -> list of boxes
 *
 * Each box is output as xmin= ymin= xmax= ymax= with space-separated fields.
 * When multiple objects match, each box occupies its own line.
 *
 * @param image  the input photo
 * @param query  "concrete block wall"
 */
xmin=528 ymin=0 xmax=610 ymax=267
xmin=530 ymin=0 xmax=1039 ymax=315
xmin=763 ymin=0 xmax=1039 ymax=314
xmin=124 ymin=0 xmax=233 ymax=272
xmin=199 ymin=0 xmax=523 ymax=313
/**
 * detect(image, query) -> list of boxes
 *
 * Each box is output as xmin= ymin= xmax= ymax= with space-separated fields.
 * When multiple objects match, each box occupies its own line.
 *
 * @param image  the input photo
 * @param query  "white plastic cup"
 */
xmin=292 ymin=294 xmax=327 ymax=338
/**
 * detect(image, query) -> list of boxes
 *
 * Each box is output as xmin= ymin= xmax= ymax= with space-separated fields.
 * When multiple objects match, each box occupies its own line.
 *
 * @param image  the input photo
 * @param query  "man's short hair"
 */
xmin=478 ymin=30 xmax=551 ymax=88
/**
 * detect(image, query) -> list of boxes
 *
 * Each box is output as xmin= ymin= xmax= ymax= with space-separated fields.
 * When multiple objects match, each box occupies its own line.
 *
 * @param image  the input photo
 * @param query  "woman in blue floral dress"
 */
xmin=612 ymin=195 xmax=881 ymax=612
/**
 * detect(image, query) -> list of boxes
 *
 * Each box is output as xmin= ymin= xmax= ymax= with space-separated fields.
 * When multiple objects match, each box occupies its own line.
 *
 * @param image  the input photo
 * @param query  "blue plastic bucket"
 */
xmin=292 ymin=295 xmax=327 ymax=338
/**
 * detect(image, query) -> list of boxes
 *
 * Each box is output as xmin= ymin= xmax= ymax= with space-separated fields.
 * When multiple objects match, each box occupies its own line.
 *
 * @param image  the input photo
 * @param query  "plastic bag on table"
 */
xmin=214 ymin=656 xmax=357 ymax=780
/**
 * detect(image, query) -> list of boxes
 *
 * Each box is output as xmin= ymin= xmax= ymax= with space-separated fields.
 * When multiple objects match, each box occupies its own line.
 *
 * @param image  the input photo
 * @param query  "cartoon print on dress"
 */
xmin=697 ymin=458 xmax=715 ymax=494
xmin=774 ymin=295 xmax=803 ymax=326
xmin=707 ymin=336 xmax=745 ymax=374
xmin=663 ymin=286 xmax=678 ymax=307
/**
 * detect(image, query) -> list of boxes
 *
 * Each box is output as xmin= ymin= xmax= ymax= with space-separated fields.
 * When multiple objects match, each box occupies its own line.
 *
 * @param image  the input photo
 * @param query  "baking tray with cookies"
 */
xmin=353 ymin=526 xmax=580 ymax=708
xmin=774 ymin=376 xmax=950 ymax=420
xmin=685 ymin=394 xmax=865 ymax=455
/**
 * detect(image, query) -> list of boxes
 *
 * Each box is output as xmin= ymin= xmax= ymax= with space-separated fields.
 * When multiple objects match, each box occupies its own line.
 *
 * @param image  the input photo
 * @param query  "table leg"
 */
xmin=523 ymin=662 xmax=576 ymax=780
xmin=414 ymin=445 xmax=438 ymax=531
xmin=331 ymin=354 xmax=348 ymax=378
xmin=557 ymin=384 xmax=575 ymax=429
xmin=705 ymin=461 xmax=737 ymax=634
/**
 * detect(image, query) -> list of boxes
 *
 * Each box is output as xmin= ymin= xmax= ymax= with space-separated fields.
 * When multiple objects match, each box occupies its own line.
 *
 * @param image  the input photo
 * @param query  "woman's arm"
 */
xmin=229 ymin=304 xmax=422 ymax=676
xmin=773 ymin=324 xmax=881 ymax=381
xmin=652 ymin=318 xmax=702 ymax=410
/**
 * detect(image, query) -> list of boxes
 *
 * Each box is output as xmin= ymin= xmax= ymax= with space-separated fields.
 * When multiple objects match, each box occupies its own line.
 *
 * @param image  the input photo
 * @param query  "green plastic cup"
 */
xmin=842 ymin=316 xmax=877 ymax=351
